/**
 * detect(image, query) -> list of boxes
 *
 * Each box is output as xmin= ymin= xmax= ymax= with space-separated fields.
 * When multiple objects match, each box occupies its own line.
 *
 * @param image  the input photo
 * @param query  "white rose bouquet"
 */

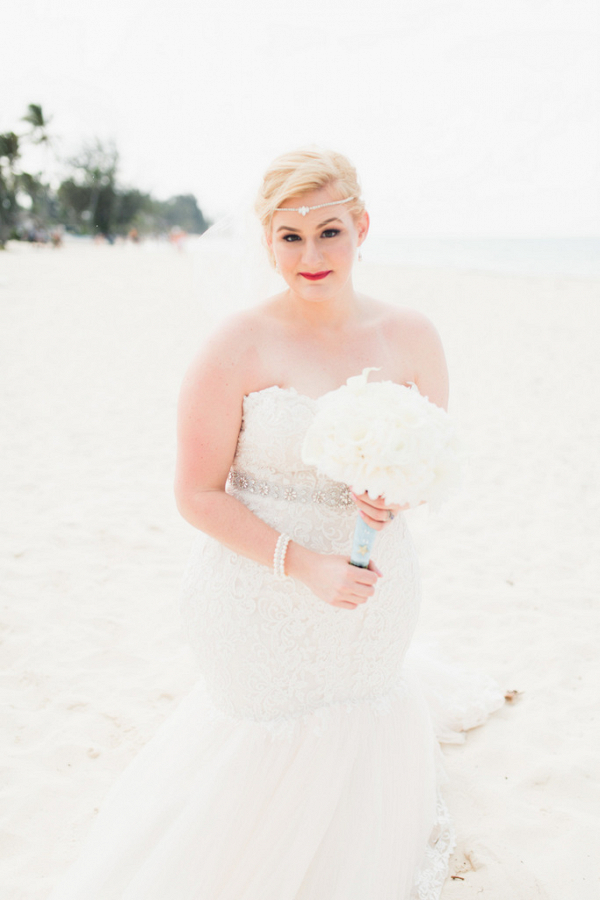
xmin=301 ymin=368 xmax=461 ymax=567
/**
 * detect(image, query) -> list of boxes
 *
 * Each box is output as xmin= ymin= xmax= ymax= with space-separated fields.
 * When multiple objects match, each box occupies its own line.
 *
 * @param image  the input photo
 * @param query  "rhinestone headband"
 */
xmin=275 ymin=197 xmax=355 ymax=216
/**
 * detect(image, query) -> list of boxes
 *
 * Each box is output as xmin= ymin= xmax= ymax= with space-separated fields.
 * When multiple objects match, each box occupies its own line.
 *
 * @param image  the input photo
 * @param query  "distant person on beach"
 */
xmin=168 ymin=225 xmax=186 ymax=251
xmin=47 ymin=148 xmax=502 ymax=900
xmin=27 ymin=226 xmax=48 ymax=247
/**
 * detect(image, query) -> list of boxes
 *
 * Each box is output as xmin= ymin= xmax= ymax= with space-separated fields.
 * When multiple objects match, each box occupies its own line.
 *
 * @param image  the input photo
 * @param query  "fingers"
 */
xmin=352 ymin=566 xmax=380 ymax=586
xmin=320 ymin=556 xmax=383 ymax=611
xmin=351 ymin=490 xmax=385 ymax=513
xmin=344 ymin=582 xmax=375 ymax=600
xmin=346 ymin=564 xmax=378 ymax=589
xmin=333 ymin=593 xmax=370 ymax=609
xmin=335 ymin=561 xmax=381 ymax=606
xmin=334 ymin=581 xmax=377 ymax=609
xmin=351 ymin=491 xmax=401 ymax=531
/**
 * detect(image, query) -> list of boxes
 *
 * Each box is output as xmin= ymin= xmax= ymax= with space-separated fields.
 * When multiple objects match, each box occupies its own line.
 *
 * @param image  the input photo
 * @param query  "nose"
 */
xmin=301 ymin=238 xmax=324 ymax=267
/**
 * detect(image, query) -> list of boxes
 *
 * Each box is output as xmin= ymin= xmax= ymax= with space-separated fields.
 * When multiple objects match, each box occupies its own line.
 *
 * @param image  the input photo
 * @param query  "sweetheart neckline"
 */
xmin=244 ymin=385 xmax=320 ymax=404
xmin=244 ymin=379 xmax=418 ymax=405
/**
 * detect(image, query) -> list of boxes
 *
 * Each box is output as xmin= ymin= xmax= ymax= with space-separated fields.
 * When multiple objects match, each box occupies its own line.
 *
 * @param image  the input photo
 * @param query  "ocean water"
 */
xmin=362 ymin=237 xmax=600 ymax=277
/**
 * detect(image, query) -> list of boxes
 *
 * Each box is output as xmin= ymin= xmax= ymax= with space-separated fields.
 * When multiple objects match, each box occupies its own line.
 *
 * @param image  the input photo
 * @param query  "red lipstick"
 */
xmin=300 ymin=271 xmax=332 ymax=281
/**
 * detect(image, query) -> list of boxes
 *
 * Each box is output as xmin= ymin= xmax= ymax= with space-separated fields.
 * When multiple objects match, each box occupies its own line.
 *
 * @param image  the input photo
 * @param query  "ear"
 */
xmin=264 ymin=230 xmax=277 ymax=269
xmin=356 ymin=211 xmax=370 ymax=246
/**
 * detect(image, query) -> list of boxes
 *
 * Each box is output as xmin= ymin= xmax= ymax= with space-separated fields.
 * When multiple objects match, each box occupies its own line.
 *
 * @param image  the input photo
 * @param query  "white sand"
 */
xmin=1 ymin=240 xmax=598 ymax=899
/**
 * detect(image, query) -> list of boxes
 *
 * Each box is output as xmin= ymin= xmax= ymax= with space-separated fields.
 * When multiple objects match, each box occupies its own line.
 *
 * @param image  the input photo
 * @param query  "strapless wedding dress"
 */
xmin=48 ymin=386 xmax=503 ymax=900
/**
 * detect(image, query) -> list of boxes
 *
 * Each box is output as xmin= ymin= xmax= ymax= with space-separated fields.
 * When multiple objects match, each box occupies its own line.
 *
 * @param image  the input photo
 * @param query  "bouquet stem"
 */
xmin=350 ymin=515 xmax=377 ymax=568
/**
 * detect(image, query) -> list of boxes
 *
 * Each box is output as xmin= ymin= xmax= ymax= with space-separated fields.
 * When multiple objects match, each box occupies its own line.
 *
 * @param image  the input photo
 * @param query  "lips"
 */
xmin=299 ymin=271 xmax=332 ymax=281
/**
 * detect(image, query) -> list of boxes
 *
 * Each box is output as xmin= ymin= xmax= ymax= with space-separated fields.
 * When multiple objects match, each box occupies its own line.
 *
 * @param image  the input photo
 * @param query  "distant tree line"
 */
xmin=0 ymin=104 xmax=210 ymax=247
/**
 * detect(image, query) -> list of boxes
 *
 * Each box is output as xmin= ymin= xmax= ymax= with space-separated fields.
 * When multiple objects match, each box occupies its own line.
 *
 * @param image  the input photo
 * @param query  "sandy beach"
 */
xmin=1 ymin=239 xmax=598 ymax=899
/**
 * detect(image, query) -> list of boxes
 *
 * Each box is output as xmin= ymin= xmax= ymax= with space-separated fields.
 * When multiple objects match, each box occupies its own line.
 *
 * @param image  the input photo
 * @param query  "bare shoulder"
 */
xmin=373 ymin=302 xmax=445 ymax=359
xmin=182 ymin=304 xmax=277 ymax=396
xmin=368 ymin=300 xmax=448 ymax=408
xmin=176 ymin=306 xmax=278 ymax=492
xmin=371 ymin=301 xmax=442 ymax=344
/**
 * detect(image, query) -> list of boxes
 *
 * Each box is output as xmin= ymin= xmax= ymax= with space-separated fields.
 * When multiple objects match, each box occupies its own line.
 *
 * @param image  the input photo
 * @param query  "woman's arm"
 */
xmin=174 ymin=318 xmax=381 ymax=610
xmin=175 ymin=318 xmax=279 ymax=566
xmin=405 ymin=311 xmax=449 ymax=411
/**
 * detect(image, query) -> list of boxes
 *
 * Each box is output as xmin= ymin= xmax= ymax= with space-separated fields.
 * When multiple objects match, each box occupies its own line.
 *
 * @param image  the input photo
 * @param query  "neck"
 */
xmin=283 ymin=280 xmax=360 ymax=329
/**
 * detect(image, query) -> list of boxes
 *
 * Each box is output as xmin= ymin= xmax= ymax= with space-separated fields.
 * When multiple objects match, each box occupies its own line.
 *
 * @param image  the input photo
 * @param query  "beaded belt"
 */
xmin=227 ymin=469 xmax=354 ymax=511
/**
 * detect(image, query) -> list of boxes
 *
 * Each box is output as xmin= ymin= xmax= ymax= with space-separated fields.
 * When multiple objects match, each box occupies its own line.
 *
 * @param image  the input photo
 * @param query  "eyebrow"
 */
xmin=275 ymin=217 xmax=342 ymax=233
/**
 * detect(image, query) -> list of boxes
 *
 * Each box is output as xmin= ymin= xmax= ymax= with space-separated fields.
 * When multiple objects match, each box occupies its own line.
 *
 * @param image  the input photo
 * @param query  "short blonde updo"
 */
xmin=255 ymin=147 xmax=366 ymax=244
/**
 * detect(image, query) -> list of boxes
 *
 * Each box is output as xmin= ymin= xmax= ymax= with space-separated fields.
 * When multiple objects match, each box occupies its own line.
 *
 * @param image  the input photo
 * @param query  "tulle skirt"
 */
xmin=47 ymin=647 xmax=503 ymax=900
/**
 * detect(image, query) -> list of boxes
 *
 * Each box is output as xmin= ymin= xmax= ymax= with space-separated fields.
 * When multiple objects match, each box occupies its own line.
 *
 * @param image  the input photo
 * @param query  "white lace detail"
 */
xmin=181 ymin=387 xmax=421 ymax=726
xmin=411 ymin=796 xmax=456 ymax=899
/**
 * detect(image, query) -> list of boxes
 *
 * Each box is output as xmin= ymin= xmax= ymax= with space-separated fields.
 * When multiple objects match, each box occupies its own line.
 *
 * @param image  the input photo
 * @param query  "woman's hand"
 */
xmin=350 ymin=491 xmax=408 ymax=531
xmin=286 ymin=545 xmax=382 ymax=610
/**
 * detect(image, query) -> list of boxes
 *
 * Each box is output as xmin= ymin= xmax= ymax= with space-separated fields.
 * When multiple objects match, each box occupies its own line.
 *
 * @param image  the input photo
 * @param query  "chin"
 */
xmin=296 ymin=273 xmax=345 ymax=294
xmin=296 ymin=284 xmax=338 ymax=301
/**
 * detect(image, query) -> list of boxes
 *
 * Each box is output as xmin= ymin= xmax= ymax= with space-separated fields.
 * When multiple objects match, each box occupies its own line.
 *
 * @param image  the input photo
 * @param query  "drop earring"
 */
xmin=358 ymin=249 xmax=363 ymax=262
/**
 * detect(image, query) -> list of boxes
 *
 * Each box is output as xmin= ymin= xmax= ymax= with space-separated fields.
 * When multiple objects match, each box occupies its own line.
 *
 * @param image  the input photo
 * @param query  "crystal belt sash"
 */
xmin=227 ymin=469 xmax=354 ymax=511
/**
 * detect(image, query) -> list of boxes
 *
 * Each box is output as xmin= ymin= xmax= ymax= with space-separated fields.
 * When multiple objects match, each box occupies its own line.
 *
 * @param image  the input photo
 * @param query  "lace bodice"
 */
xmin=181 ymin=386 xmax=421 ymax=729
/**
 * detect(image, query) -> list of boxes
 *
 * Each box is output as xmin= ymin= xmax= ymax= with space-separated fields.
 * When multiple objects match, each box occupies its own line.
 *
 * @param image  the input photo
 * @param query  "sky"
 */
xmin=3 ymin=0 xmax=599 ymax=237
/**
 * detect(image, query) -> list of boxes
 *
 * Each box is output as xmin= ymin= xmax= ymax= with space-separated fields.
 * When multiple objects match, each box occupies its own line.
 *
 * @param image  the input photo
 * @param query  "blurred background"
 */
xmin=1 ymin=0 xmax=599 ymax=271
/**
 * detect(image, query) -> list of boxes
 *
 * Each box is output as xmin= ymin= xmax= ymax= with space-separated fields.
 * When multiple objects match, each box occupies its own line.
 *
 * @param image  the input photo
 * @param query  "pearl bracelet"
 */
xmin=273 ymin=533 xmax=291 ymax=580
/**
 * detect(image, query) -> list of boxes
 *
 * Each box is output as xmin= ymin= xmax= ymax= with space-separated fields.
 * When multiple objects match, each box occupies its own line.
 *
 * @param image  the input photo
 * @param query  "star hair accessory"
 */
xmin=275 ymin=197 xmax=356 ymax=216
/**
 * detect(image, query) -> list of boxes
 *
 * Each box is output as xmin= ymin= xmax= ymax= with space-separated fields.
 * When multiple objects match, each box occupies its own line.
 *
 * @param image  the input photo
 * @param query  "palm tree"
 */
xmin=22 ymin=104 xmax=52 ymax=147
xmin=0 ymin=132 xmax=20 ymax=166
xmin=68 ymin=139 xmax=119 ymax=235
xmin=0 ymin=132 xmax=21 ymax=246
xmin=0 ymin=106 xmax=56 ymax=245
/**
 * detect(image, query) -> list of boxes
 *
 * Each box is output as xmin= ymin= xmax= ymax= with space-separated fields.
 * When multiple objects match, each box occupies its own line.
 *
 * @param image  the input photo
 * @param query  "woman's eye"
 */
xmin=280 ymin=229 xmax=339 ymax=243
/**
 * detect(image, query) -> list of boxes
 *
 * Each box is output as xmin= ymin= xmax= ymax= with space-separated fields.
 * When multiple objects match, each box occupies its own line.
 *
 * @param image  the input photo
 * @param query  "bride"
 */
xmin=48 ymin=148 xmax=502 ymax=900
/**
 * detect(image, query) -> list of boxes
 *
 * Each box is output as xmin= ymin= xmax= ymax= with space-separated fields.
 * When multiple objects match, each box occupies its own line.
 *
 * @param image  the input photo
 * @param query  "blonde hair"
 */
xmin=255 ymin=148 xmax=365 ymax=250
